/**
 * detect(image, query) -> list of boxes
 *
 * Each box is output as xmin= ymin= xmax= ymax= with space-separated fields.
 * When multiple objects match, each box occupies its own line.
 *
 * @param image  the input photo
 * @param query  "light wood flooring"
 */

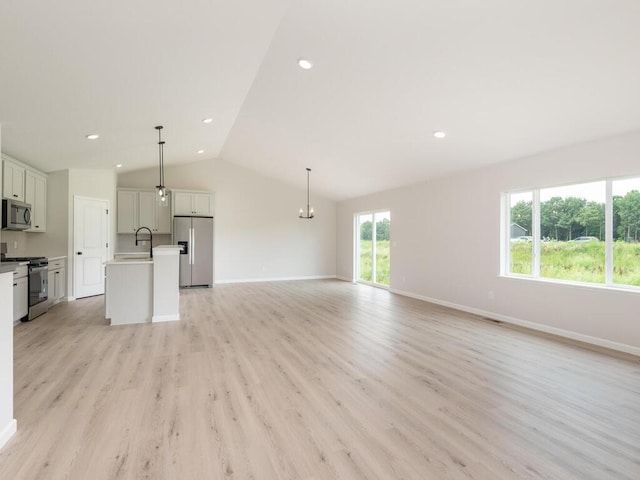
xmin=1 ymin=279 xmax=640 ymax=479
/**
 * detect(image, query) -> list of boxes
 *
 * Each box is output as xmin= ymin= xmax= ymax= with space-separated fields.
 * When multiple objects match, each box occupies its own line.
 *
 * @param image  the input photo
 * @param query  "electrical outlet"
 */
xmin=13 ymin=241 xmax=18 ymax=249
xmin=488 ymin=290 xmax=494 ymax=300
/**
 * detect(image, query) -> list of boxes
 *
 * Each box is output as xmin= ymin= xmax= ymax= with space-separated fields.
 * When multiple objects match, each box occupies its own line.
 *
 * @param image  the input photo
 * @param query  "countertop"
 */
xmin=48 ymin=256 xmax=66 ymax=261
xmin=0 ymin=263 xmax=18 ymax=274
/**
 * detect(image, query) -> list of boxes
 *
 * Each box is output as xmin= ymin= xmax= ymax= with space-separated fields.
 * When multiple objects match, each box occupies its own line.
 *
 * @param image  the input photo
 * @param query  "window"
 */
xmin=613 ymin=178 xmax=640 ymax=286
xmin=504 ymin=176 xmax=640 ymax=289
xmin=539 ymin=181 xmax=605 ymax=283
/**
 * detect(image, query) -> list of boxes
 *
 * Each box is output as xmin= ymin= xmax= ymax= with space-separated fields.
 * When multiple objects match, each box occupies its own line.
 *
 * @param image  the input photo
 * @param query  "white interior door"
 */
xmin=74 ymin=196 xmax=109 ymax=299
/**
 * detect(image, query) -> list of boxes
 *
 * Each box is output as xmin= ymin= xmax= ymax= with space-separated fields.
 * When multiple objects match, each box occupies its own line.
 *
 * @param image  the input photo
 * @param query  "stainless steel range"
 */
xmin=0 ymin=256 xmax=48 ymax=320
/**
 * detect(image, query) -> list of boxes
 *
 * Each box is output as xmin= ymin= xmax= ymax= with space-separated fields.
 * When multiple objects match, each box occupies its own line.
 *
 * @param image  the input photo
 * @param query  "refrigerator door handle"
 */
xmin=190 ymin=227 xmax=195 ymax=265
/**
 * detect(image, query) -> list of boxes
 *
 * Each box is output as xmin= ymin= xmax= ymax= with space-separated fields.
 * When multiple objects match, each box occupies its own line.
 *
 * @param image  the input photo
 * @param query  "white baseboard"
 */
xmin=0 ymin=419 xmax=17 ymax=450
xmin=336 ymin=275 xmax=354 ymax=282
xmin=152 ymin=314 xmax=180 ymax=323
xmin=215 ymin=275 xmax=336 ymax=285
xmin=66 ymin=296 xmax=76 ymax=302
xmin=390 ymin=288 xmax=640 ymax=357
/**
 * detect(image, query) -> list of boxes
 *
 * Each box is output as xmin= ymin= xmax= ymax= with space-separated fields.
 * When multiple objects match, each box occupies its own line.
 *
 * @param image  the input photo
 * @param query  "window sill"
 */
xmin=499 ymin=274 xmax=640 ymax=295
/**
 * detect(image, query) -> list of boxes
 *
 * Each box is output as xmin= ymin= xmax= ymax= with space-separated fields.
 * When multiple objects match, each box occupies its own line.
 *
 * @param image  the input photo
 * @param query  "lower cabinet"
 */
xmin=13 ymin=276 xmax=28 ymax=322
xmin=48 ymin=259 xmax=66 ymax=307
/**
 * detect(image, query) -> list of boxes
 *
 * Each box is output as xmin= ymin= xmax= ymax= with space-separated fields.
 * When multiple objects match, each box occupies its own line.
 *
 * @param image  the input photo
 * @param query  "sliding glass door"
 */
xmin=356 ymin=211 xmax=391 ymax=287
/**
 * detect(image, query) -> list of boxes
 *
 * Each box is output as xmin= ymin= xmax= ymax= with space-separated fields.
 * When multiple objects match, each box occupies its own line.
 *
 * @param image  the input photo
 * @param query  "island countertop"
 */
xmin=105 ymin=259 xmax=153 ymax=265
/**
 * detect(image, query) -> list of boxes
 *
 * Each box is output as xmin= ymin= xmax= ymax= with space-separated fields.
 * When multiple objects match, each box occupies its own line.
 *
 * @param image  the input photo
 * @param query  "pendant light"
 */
xmin=155 ymin=125 xmax=168 ymax=206
xmin=299 ymin=168 xmax=315 ymax=219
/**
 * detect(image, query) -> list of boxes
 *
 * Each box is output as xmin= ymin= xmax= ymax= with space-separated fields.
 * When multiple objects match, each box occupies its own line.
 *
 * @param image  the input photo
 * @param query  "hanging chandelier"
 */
xmin=299 ymin=167 xmax=315 ymax=219
xmin=155 ymin=125 xmax=168 ymax=205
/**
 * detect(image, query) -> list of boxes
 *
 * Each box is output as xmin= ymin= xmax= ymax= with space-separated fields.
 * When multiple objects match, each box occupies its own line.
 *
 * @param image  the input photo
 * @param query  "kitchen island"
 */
xmin=105 ymin=245 xmax=181 ymax=326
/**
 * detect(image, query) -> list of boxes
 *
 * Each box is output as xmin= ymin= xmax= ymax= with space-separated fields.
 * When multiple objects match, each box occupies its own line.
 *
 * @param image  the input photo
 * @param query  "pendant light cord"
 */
xmin=156 ymin=125 xmax=165 ymax=192
xmin=307 ymin=168 xmax=310 ymax=215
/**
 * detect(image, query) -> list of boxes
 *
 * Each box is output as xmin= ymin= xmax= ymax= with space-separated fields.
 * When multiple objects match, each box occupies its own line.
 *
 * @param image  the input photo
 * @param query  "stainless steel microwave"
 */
xmin=2 ymin=198 xmax=32 ymax=230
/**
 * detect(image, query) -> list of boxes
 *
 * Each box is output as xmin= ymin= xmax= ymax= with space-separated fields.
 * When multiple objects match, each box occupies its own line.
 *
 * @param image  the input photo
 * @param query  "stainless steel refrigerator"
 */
xmin=173 ymin=216 xmax=213 ymax=287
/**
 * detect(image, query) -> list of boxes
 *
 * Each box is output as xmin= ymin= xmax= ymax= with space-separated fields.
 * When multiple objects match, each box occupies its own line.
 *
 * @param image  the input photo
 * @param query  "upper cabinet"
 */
xmin=139 ymin=191 xmax=172 ymax=234
xmin=25 ymin=170 xmax=47 ymax=232
xmin=116 ymin=190 xmax=138 ymax=233
xmin=2 ymin=154 xmax=48 ymax=232
xmin=2 ymin=157 xmax=26 ymax=202
xmin=117 ymin=189 xmax=171 ymax=234
xmin=172 ymin=190 xmax=213 ymax=216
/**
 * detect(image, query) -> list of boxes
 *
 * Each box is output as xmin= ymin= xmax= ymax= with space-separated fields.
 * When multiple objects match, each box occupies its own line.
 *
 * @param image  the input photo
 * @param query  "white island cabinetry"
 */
xmin=105 ymin=259 xmax=153 ymax=325
xmin=105 ymin=246 xmax=181 ymax=326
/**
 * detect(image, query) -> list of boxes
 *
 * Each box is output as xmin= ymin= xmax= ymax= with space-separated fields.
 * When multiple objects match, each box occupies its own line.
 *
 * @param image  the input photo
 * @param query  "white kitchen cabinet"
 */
xmin=139 ymin=191 xmax=171 ymax=233
xmin=48 ymin=258 xmax=66 ymax=307
xmin=2 ymin=158 xmax=25 ymax=202
xmin=138 ymin=191 xmax=156 ymax=231
xmin=172 ymin=190 xmax=213 ymax=216
xmin=117 ymin=190 xmax=138 ymax=233
xmin=172 ymin=192 xmax=192 ymax=215
xmin=25 ymin=170 xmax=47 ymax=232
xmin=117 ymin=189 xmax=171 ymax=234
xmin=55 ymin=268 xmax=66 ymax=302
xmin=1 ymin=269 xmax=16 ymax=449
xmin=12 ymin=267 xmax=28 ymax=322
xmin=2 ymin=155 xmax=48 ymax=232
xmin=105 ymin=260 xmax=153 ymax=325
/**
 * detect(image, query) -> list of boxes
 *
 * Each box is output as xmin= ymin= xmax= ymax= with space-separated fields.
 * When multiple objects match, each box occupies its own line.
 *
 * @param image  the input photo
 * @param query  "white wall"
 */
xmin=118 ymin=158 xmax=336 ymax=282
xmin=337 ymin=130 xmax=640 ymax=354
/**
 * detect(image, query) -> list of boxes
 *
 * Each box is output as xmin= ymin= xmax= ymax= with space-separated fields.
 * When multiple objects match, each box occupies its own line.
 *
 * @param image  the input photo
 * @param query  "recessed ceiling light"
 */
xmin=197 ymin=150 xmax=205 ymax=154
xmin=202 ymin=118 xmax=213 ymax=124
xmin=433 ymin=131 xmax=446 ymax=139
xmin=298 ymin=58 xmax=313 ymax=70
xmin=86 ymin=134 xmax=100 ymax=140
xmin=115 ymin=164 xmax=123 ymax=168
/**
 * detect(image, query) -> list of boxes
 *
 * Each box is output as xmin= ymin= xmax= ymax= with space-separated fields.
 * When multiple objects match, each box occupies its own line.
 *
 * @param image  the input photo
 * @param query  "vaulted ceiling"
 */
xmin=2 ymin=1 xmax=640 ymax=200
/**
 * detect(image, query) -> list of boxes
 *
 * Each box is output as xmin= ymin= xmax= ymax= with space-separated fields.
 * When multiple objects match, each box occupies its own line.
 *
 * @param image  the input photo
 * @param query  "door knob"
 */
xmin=77 ymin=252 xmax=83 ymax=255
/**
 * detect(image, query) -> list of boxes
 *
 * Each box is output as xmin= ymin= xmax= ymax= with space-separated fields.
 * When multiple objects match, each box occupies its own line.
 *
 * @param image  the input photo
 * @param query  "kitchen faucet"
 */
xmin=135 ymin=226 xmax=153 ymax=258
